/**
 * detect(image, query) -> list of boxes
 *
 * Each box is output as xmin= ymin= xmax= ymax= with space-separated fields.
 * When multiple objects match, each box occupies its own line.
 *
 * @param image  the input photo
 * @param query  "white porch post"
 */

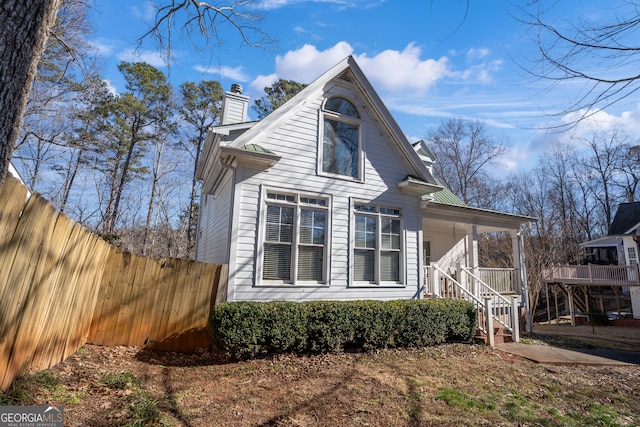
xmin=511 ymin=295 xmax=520 ymax=343
xmin=484 ymin=297 xmax=495 ymax=347
xmin=510 ymin=230 xmax=521 ymax=293
xmin=512 ymin=229 xmax=532 ymax=334
xmin=467 ymin=225 xmax=479 ymax=273
xmin=468 ymin=225 xmax=479 ymax=270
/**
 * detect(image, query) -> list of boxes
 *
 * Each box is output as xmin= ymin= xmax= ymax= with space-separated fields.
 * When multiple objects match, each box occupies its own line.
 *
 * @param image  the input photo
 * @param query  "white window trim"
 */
xmin=349 ymin=198 xmax=406 ymax=288
xmin=317 ymin=97 xmax=365 ymax=182
xmin=255 ymin=185 xmax=332 ymax=287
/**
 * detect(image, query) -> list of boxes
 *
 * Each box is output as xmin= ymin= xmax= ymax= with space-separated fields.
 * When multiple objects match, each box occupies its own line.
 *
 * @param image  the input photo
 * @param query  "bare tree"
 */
xmin=142 ymin=0 xmax=271 ymax=64
xmin=578 ymin=129 xmax=630 ymax=231
xmin=179 ymin=80 xmax=223 ymax=257
xmin=1 ymin=0 xmax=267 ymax=189
xmin=520 ymin=1 xmax=640 ymax=126
xmin=427 ymin=118 xmax=509 ymax=209
xmin=617 ymin=143 xmax=640 ymax=202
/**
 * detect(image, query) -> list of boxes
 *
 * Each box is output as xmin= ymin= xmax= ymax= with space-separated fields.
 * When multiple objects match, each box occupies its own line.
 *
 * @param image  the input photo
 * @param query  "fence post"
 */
xmin=484 ymin=297 xmax=495 ymax=348
xmin=511 ymin=295 xmax=520 ymax=343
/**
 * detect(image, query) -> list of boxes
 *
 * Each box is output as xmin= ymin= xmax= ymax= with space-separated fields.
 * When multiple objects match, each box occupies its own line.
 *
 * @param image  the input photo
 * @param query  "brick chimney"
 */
xmin=221 ymin=83 xmax=249 ymax=125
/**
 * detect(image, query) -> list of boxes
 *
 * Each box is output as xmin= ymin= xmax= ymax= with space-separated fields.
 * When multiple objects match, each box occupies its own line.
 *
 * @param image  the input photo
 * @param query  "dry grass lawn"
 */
xmin=2 ymin=325 xmax=640 ymax=426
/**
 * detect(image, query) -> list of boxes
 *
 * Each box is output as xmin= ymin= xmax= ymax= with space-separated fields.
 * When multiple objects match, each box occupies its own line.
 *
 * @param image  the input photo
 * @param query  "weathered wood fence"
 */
xmin=0 ymin=177 xmax=224 ymax=391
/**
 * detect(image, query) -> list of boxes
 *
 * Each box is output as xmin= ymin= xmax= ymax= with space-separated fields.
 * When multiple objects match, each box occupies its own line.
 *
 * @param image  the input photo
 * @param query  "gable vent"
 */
xmin=339 ymin=72 xmax=352 ymax=82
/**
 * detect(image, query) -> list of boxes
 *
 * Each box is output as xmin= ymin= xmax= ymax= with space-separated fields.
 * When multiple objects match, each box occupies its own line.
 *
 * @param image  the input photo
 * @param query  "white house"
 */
xmin=579 ymin=202 xmax=640 ymax=317
xmin=195 ymin=56 xmax=534 ymax=310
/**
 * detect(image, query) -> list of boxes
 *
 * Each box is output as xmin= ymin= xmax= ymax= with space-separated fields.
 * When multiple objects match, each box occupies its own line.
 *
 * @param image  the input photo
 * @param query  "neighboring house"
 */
xmin=195 ymin=56 xmax=534 ymax=308
xmin=579 ymin=202 xmax=640 ymax=316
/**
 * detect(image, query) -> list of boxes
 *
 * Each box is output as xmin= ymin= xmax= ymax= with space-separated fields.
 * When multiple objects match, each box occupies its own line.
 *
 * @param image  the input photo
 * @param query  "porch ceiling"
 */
xmin=421 ymin=201 xmax=535 ymax=234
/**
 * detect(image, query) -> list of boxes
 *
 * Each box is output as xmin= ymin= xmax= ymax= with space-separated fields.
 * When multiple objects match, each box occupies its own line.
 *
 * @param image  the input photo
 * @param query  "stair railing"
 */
xmin=428 ymin=264 xmax=487 ymax=334
xmin=426 ymin=264 xmax=520 ymax=342
xmin=460 ymin=267 xmax=515 ymax=334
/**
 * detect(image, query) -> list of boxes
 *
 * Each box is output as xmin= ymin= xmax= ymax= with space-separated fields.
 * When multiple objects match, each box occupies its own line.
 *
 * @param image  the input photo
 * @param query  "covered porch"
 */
xmin=421 ymin=199 xmax=534 ymax=297
xmin=420 ymin=199 xmax=535 ymax=338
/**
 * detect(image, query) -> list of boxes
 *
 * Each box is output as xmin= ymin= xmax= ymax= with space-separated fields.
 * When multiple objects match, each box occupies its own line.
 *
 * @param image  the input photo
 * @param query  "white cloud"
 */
xmin=354 ymin=43 xmax=451 ymax=95
xmin=272 ymin=42 xmax=452 ymax=96
xmin=559 ymin=104 xmax=640 ymax=138
xmin=257 ymin=0 xmax=374 ymax=10
xmin=266 ymin=41 xmax=505 ymax=99
xmin=466 ymin=48 xmax=491 ymax=61
xmin=88 ymin=38 xmax=116 ymax=56
xmin=102 ymin=79 xmax=118 ymax=96
xmin=130 ymin=2 xmax=156 ymax=21
xmin=193 ymin=64 xmax=251 ymax=82
xmin=117 ymin=49 xmax=167 ymax=68
xmin=275 ymin=42 xmax=354 ymax=82
xmin=250 ymin=74 xmax=279 ymax=93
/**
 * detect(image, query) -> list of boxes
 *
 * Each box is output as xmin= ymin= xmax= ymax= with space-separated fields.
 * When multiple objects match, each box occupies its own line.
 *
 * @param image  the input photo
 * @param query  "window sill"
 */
xmin=349 ymin=282 xmax=406 ymax=288
xmin=255 ymin=281 xmax=330 ymax=288
xmin=318 ymin=171 xmax=363 ymax=183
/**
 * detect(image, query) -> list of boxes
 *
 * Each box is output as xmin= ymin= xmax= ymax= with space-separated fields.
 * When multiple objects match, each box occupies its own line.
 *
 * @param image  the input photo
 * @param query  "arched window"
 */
xmin=321 ymin=97 xmax=361 ymax=179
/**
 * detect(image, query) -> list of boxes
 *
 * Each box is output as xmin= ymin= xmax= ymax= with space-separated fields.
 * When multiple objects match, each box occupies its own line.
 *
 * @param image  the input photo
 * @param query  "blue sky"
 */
xmin=88 ymin=0 xmax=640 ymax=175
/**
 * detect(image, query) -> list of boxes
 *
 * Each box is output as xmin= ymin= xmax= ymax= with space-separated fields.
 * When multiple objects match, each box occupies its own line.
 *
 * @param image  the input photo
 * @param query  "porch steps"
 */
xmin=475 ymin=327 xmax=513 ymax=345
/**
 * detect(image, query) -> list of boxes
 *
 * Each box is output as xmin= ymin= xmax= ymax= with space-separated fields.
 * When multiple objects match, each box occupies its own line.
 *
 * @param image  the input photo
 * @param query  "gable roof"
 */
xmin=608 ymin=202 xmax=640 ymax=236
xmin=225 ymin=56 xmax=440 ymax=189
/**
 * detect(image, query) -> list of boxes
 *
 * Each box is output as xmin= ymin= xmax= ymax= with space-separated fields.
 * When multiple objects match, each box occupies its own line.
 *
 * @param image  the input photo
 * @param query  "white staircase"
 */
xmin=424 ymin=264 xmax=521 ymax=346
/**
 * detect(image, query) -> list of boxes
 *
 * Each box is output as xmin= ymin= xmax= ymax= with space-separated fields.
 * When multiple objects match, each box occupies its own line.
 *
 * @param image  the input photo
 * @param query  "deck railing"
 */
xmin=542 ymin=264 xmax=640 ymax=286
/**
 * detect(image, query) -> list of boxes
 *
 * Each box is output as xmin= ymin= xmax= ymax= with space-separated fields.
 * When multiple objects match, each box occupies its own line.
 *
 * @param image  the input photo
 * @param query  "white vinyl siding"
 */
xmin=224 ymin=82 xmax=422 ymax=301
xmin=195 ymin=171 xmax=232 ymax=264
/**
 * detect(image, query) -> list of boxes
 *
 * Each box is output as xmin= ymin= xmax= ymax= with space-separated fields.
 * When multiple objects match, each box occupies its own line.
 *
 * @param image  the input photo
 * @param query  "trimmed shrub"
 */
xmin=304 ymin=301 xmax=356 ymax=353
xmin=210 ymin=298 xmax=477 ymax=360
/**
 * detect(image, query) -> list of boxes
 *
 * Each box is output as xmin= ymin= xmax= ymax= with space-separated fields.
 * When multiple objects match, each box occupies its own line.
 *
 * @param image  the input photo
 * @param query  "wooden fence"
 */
xmin=0 ymin=177 xmax=223 ymax=391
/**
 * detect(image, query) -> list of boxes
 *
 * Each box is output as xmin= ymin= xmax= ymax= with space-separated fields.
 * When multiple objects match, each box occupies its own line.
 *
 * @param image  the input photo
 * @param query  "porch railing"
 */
xmin=542 ymin=264 xmax=640 ymax=286
xmin=477 ymin=268 xmax=517 ymax=294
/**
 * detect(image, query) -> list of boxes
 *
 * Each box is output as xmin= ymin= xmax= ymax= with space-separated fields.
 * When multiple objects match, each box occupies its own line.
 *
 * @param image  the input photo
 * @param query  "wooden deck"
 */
xmin=542 ymin=264 xmax=640 ymax=287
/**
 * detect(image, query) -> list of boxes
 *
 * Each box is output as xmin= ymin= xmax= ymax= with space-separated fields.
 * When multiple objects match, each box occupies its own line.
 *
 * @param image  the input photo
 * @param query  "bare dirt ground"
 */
xmin=3 ymin=325 xmax=640 ymax=426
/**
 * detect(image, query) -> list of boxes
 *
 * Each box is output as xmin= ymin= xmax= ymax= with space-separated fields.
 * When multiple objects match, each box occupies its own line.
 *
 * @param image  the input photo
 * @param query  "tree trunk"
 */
xmin=186 ymin=129 xmax=205 ymax=257
xmin=0 ymin=0 xmax=61 ymax=187
xmin=143 ymin=139 xmax=165 ymax=255
xmin=60 ymin=147 xmax=84 ymax=213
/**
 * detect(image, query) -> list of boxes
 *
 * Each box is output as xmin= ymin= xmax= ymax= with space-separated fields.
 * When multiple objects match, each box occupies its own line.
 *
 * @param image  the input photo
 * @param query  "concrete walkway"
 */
xmin=496 ymin=343 xmax=640 ymax=366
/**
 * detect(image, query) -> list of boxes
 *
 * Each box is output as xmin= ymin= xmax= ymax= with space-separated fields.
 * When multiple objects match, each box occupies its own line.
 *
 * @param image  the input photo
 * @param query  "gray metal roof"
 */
xmin=608 ymin=202 xmax=640 ymax=235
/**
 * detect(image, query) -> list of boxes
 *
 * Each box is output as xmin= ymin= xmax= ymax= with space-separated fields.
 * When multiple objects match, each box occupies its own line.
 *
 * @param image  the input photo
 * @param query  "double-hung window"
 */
xmin=321 ymin=97 xmax=362 ymax=180
xmin=353 ymin=204 xmax=403 ymax=285
xmin=262 ymin=191 xmax=329 ymax=284
xmin=629 ymin=246 xmax=638 ymax=265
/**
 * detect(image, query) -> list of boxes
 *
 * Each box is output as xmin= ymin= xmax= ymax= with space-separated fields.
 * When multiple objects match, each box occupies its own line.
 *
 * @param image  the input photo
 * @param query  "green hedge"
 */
xmin=210 ymin=299 xmax=476 ymax=360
